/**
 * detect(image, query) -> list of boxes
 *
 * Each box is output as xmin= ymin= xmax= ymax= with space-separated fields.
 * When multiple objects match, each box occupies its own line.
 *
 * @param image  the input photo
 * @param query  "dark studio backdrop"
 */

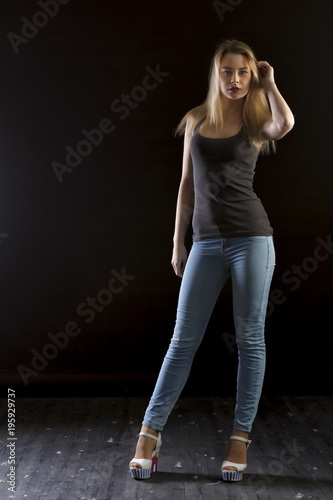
xmin=0 ymin=0 xmax=332 ymax=397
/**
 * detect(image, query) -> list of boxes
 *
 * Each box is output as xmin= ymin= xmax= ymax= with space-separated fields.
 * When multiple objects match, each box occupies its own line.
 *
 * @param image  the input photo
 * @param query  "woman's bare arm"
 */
xmin=171 ymin=117 xmax=195 ymax=277
xmin=257 ymin=60 xmax=295 ymax=141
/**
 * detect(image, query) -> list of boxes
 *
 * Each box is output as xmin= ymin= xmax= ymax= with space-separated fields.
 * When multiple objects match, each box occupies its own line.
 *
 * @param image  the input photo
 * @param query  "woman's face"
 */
xmin=219 ymin=53 xmax=252 ymax=101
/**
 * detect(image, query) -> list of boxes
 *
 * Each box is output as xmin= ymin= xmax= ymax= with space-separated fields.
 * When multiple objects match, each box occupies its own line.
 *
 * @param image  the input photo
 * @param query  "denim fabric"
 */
xmin=143 ymin=236 xmax=275 ymax=433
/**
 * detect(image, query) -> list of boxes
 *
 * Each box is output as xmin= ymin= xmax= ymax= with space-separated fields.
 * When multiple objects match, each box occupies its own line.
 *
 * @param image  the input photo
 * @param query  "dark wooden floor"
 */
xmin=0 ymin=395 xmax=332 ymax=500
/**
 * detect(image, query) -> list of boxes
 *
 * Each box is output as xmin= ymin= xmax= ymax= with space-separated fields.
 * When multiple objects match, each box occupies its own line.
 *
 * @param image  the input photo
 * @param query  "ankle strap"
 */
xmin=139 ymin=431 xmax=159 ymax=441
xmin=230 ymin=435 xmax=252 ymax=448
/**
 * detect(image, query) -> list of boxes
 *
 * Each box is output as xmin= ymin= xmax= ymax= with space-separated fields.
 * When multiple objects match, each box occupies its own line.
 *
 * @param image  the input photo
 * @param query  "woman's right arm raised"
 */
xmin=171 ymin=117 xmax=195 ymax=277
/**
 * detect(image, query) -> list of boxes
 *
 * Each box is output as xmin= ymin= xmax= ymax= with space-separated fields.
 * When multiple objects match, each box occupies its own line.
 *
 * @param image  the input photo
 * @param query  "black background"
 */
xmin=1 ymin=0 xmax=332 ymax=396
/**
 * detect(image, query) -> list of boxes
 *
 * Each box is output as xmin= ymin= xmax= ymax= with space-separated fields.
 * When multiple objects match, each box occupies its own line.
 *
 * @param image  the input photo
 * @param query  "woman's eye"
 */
xmin=222 ymin=70 xmax=248 ymax=75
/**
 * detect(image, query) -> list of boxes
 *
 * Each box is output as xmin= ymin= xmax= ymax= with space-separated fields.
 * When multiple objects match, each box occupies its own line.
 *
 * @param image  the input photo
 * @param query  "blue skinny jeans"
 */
xmin=143 ymin=236 xmax=275 ymax=433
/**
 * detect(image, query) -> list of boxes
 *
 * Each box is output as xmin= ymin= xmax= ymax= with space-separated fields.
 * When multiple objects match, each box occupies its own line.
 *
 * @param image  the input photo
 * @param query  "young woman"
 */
xmin=129 ymin=39 xmax=294 ymax=482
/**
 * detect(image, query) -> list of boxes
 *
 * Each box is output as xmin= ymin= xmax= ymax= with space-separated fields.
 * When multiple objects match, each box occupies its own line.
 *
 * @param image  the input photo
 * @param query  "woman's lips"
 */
xmin=229 ymin=87 xmax=241 ymax=92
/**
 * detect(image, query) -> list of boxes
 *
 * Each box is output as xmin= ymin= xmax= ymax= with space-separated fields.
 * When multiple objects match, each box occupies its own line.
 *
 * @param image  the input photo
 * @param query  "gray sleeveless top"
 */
xmin=190 ymin=125 xmax=273 ymax=241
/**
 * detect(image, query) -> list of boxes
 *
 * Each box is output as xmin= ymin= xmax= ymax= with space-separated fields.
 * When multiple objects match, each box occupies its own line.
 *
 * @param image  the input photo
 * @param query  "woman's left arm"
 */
xmin=257 ymin=60 xmax=295 ymax=140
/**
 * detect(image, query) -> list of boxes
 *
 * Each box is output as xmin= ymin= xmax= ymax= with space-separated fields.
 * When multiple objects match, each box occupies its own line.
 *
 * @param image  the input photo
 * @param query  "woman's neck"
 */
xmin=221 ymin=95 xmax=244 ymax=124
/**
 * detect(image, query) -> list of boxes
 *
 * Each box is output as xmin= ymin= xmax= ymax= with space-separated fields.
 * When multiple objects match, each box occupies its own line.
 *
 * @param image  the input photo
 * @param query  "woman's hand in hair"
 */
xmin=171 ymin=243 xmax=188 ymax=278
xmin=256 ymin=61 xmax=275 ymax=91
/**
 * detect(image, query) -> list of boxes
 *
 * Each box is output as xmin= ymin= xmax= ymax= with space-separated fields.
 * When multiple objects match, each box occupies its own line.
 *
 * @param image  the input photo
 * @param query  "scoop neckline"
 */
xmin=197 ymin=126 xmax=243 ymax=140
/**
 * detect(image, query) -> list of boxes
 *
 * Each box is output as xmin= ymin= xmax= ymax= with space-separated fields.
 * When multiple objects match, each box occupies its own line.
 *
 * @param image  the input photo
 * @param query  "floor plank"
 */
xmin=0 ymin=396 xmax=332 ymax=499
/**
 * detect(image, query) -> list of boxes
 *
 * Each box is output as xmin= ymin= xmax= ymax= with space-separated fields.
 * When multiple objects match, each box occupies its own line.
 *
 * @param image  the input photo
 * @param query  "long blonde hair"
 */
xmin=176 ymin=39 xmax=275 ymax=154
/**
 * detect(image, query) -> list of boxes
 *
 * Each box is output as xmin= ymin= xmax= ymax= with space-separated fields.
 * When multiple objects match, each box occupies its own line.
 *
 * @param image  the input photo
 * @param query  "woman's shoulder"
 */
xmin=183 ymin=113 xmax=198 ymax=139
xmin=186 ymin=111 xmax=206 ymax=138
xmin=186 ymin=112 xmax=196 ymax=129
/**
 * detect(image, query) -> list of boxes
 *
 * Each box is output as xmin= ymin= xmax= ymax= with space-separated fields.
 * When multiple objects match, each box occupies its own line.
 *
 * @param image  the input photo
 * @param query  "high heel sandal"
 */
xmin=129 ymin=431 xmax=162 ymax=480
xmin=221 ymin=435 xmax=252 ymax=482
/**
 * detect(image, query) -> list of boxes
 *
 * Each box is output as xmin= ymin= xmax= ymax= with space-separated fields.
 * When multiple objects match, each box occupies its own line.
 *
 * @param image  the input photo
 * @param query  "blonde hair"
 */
xmin=176 ymin=39 xmax=275 ymax=154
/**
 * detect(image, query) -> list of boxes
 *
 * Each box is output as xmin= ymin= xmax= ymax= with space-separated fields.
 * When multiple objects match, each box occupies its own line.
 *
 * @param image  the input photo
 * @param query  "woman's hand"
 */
xmin=256 ymin=61 xmax=275 ymax=91
xmin=171 ymin=243 xmax=188 ymax=277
